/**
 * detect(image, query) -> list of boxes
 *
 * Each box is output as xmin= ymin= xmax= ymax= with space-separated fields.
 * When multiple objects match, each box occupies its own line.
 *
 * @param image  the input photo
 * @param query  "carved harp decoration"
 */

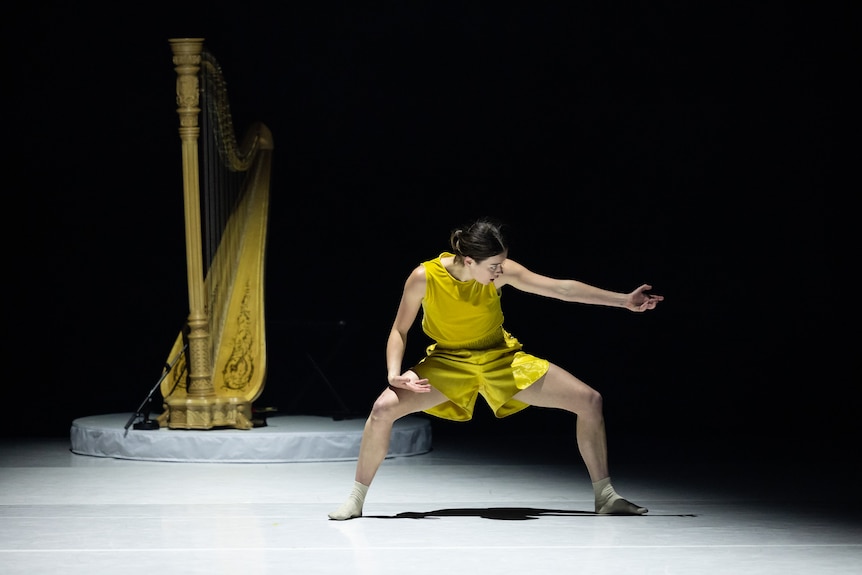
xmin=159 ymin=38 xmax=274 ymax=430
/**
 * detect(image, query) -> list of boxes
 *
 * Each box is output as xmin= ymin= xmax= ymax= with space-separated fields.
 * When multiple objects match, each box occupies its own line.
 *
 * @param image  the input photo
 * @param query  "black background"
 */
xmin=3 ymin=3 xmax=858 ymax=466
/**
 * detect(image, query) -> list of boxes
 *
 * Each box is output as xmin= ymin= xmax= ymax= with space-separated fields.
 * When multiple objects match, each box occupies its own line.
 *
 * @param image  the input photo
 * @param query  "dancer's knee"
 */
xmin=581 ymin=388 xmax=603 ymax=418
xmin=369 ymin=389 xmax=401 ymax=422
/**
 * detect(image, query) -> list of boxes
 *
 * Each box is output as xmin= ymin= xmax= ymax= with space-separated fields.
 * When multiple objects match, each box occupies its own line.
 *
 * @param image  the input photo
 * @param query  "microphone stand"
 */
xmin=124 ymin=343 xmax=188 ymax=432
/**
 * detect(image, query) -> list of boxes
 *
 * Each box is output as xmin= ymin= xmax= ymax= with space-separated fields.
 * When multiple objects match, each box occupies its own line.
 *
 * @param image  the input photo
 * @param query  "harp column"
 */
xmin=165 ymin=38 xmax=252 ymax=429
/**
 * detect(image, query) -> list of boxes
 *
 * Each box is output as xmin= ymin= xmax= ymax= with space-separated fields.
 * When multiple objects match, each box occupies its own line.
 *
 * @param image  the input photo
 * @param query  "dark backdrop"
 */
xmin=3 ymin=3 xmax=857 ymax=464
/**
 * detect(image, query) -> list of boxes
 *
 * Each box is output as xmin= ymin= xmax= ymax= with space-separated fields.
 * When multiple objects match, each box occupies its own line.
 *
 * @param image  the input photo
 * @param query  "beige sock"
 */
xmin=328 ymin=481 xmax=369 ymax=520
xmin=593 ymin=477 xmax=648 ymax=515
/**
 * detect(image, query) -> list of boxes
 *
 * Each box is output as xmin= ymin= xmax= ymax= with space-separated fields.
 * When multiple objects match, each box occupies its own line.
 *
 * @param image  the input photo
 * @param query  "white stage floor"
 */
xmin=1 ymin=426 xmax=861 ymax=575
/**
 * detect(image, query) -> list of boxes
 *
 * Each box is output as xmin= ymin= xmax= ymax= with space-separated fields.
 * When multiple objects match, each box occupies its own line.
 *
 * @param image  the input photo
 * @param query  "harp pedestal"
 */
xmin=163 ymin=395 xmax=254 ymax=430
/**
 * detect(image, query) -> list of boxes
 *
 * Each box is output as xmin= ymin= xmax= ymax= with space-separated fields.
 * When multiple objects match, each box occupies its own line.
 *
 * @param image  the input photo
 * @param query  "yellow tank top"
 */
xmin=420 ymin=252 xmax=505 ymax=348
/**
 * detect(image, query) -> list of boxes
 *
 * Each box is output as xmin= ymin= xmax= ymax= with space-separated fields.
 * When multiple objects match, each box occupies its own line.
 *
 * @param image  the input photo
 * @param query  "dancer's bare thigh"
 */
xmin=512 ymin=363 xmax=596 ymax=412
xmin=384 ymin=385 xmax=449 ymax=418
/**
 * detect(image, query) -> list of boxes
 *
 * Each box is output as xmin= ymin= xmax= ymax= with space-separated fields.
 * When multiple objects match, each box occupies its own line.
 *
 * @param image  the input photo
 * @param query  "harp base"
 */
xmin=163 ymin=395 xmax=254 ymax=430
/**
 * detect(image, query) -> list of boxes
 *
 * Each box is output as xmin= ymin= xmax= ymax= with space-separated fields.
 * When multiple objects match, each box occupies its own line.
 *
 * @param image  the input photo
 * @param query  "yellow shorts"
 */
xmin=411 ymin=329 xmax=550 ymax=421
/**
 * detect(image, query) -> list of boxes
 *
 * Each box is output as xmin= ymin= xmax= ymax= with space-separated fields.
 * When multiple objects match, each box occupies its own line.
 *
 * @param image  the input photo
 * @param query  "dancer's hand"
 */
xmin=389 ymin=370 xmax=431 ymax=393
xmin=625 ymin=284 xmax=664 ymax=312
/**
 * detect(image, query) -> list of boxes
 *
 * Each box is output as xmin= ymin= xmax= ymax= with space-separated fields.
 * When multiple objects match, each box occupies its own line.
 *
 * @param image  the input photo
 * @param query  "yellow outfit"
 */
xmin=412 ymin=252 xmax=550 ymax=421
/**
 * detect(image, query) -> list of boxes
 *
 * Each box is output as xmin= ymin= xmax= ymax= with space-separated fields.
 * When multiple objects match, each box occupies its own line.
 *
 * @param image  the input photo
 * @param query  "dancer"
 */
xmin=329 ymin=217 xmax=663 ymax=520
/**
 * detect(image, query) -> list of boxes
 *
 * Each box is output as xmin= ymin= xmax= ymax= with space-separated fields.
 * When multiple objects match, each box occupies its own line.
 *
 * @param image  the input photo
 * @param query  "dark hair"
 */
xmin=449 ymin=218 xmax=508 ymax=263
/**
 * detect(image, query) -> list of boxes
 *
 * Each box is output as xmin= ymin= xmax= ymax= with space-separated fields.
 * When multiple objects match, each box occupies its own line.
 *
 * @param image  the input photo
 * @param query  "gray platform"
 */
xmin=70 ymin=413 xmax=432 ymax=463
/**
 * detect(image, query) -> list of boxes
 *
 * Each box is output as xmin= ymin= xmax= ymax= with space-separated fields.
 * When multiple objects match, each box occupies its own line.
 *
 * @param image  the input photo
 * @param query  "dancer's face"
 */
xmin=466 ymin=252 xmax=507 ymax=285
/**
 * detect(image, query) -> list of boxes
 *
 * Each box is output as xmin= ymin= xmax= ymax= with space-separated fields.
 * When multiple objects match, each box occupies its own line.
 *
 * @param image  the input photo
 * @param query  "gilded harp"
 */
xmin=158 ymin=38 xmax=273 ymax=429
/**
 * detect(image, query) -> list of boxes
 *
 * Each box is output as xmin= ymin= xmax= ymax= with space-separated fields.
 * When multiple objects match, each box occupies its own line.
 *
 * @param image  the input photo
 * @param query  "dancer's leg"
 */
xmin=513 ymin=363 xmax=647 ymax=515
xmin=328 ymin=385 xmax=446 ymax=520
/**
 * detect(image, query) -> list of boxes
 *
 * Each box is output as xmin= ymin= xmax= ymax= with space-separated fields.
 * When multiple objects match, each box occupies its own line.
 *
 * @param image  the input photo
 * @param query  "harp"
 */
xmin=158 ymin=38 xmax=273 ymax=430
